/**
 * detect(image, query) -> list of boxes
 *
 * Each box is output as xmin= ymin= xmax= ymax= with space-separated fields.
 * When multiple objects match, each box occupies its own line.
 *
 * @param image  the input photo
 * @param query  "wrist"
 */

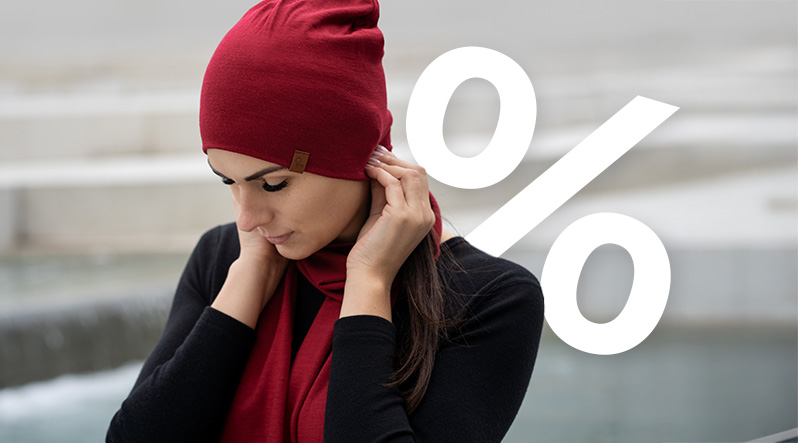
xmin=340 ymin=273 xmax=393 ymax=321
xmin=235 ymin=253 xmax=270 ymax=270
xmin=212 ymin=257 xmax=282 ymax=330
xmin=236 ymin=254 xmax=287 ymax=279
xmin=345 ymin=265 xmax=396 ymax=288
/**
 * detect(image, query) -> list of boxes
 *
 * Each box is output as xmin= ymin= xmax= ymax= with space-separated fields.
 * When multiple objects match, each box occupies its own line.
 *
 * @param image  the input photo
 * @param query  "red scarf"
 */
xmin=221 ymin=196 xmax=442 ymax=442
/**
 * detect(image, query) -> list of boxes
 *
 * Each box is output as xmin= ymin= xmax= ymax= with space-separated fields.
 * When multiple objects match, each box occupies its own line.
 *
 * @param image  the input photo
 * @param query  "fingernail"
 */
xmin=376 ymin=145 xmax=390 ymax=154
xmin=368 ymin=156 xmax=381 ymax=165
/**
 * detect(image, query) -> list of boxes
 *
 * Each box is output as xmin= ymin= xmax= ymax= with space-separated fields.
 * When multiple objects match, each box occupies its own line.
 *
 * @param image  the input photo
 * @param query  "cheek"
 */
xmin=297 ymin=187 xmax=362 ymax=234
xmin=279 ymin=176 xmax=367 ymax=251
xmin=276 ymin=192 xmax=332 ymax=239
xmin=299 ymin=196 xmax=344 ymax=231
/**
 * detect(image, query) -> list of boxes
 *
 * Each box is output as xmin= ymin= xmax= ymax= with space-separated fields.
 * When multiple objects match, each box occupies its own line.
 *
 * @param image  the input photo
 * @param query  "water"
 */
xmin=0 ymin=362 xmax=140 ymax=443
xmin=505 ymin=325 xmax=798 ymax=443
xmin=0 ymin=325 xmax=794 ymax=443
xmin=0 ymin=247 xmax=794 ymax=439
xmin=0 ymin=253 xmax=186 ymax=307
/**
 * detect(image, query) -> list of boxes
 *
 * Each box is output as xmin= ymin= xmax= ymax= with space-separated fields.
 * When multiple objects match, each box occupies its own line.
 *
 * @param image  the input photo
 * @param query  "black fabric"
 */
xmin=292 ymin=273 xmax=326 ymax=360
xmin=107 ymin=223 xmax=544 ymax=443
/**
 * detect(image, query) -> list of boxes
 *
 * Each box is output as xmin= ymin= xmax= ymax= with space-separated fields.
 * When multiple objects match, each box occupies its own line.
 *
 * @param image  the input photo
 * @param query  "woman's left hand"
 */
xmin=346 ymin=146 xmax=436 ymax=286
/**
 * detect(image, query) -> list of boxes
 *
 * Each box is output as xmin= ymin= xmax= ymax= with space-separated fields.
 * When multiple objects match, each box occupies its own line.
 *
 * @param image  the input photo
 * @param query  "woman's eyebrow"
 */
xmin=243 ymin=165 xmax=289 ymax=181
xmin=207 ymin=160 xmax=288 ymax=181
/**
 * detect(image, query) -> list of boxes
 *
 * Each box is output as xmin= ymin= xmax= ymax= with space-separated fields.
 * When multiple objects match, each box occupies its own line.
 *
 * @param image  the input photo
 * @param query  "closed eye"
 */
xmin=208 ymin=160 xmax=289 ymax=190
xmin=262 ymin=180 xmax=288 ymax=192
xmin=218 ymin=177 xmax=287 ymax=193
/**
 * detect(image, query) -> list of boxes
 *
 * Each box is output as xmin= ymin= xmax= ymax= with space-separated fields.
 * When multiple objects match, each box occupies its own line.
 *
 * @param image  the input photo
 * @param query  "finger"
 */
xmin=399 ymin=167 xmax=431 ymax=211
xmin=365 ymin=168 xmax=387 ymax=217
xmin=373 ymin=149 xmax=429 ymax=183
xmin=370 ymin=159 xmax=430 ymax=207
xmin=368 ymin=164 xmax=408 ymax=208
xmin=374 ymin=147 xmax=422 ymax=171
xmin=370 ymin=163 xmax=433 ymax=235
xmin=371 ymin=160 xmax=426 ymax=185
xmin=370 ymin=148 xmax=430 ymax=207
xmin=375 ymin=149 xmax=435 ymax=227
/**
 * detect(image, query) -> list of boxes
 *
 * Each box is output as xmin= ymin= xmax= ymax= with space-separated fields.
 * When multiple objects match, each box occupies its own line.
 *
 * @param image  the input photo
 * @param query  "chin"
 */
xmin=275 ymin=245 xmax=305 ymax=261
xmin=275 ymin=242 xmax=318 ymax=261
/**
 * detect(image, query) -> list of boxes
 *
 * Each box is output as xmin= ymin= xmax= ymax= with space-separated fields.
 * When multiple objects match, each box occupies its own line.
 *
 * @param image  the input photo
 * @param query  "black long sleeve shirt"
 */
xmin=107 ymin=223 xmax=544 ymax=442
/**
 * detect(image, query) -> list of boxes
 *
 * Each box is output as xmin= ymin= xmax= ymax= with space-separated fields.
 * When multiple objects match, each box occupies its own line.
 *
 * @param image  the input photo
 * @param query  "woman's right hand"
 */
xmin=233 ymin=194 xmax=288 ymax=273
xmin=210 ymin=196 xmax=290 ymax=329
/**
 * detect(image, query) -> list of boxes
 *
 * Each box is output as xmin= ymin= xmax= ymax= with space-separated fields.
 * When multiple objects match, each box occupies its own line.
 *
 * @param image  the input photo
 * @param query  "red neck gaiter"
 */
xmin=221 ymin=197 xmax=443 ymax=443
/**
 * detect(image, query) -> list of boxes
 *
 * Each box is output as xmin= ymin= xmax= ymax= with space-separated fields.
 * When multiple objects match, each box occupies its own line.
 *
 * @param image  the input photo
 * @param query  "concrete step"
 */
xmin=0 ymin=143 xmax=794 ymax=255
xmin=0 ymin=91 xmax=201 ymax=161
xmin=0 ymin=155 xmax=233 ymax=254
xmin=1 ymin=63 xmax=794 ymax=161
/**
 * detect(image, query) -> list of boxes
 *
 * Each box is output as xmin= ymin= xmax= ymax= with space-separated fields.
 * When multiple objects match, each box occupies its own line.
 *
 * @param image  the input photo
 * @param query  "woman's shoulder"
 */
xmin=437 ymin=236 xmax=544 ymax=347
xmin=439 ymin=236 xmax=542 ymax=297
xmin=181 ymin=223 xmax=240 ymax=296
xmin=194 ymin=222 xmax=239 ymax=254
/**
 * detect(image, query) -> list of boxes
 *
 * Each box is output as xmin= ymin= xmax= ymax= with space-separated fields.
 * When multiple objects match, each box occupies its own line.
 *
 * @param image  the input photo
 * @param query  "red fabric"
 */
xmin=221 ymin=197 xmax=442 ymax=443
xmin=220 ymin=244 xmax=347 ymax=443
xmin=200 ymin=0 xmax=392 ymax=181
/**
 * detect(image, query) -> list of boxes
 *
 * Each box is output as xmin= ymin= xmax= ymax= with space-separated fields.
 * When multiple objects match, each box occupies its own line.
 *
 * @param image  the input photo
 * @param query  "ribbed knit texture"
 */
xmin=200 ymin=0 xmax=393 ymax=181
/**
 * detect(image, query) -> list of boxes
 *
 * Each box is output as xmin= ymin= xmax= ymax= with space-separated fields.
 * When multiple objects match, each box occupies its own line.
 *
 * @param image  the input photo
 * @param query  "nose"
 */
xmin=235 ymin=188 xmax=274 ymax=232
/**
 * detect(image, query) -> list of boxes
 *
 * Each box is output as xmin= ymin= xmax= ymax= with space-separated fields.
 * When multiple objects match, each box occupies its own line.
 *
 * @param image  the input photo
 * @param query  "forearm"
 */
xmin=325 ymin=316 xmax=414 ymax=443
xmin=326 ymin=277 xmax=544 ymax=443
xmin=107 ymin=307 xmax=255 ymax=443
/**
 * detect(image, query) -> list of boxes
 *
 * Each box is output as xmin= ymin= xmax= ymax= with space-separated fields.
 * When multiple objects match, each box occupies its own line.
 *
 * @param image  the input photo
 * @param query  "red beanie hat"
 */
xmin=200 ymin=0 xmax=393 ymax=181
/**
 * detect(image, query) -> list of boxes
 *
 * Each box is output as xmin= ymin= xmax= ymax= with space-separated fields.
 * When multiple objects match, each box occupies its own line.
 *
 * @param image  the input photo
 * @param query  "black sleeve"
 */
xmin=106 ymin=225 xmax=255 ymax=443
xmin=325 ymin=246 xmax=544 ymax=443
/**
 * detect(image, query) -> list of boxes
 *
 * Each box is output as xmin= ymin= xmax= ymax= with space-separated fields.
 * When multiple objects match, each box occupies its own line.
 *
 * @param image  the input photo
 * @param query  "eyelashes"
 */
xmin=220 ymin=177 xmax=288 ymax=193
xmin=262 ymin=180 xmax=288 ymax=193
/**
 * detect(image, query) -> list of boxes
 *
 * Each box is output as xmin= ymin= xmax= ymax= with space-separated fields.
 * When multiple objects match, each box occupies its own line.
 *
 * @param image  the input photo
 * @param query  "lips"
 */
xmin=265 ymin=232 xmax=293 ymax=245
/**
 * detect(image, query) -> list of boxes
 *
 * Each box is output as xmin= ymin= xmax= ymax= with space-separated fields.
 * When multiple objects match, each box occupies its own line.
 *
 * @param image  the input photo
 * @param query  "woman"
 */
xmin=107 ymin=0 xmax=543 ymax=442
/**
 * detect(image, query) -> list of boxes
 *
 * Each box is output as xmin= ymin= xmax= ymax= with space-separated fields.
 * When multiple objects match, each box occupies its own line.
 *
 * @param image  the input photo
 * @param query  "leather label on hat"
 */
xmin=289 ymin=150 xmax=310 ymax=173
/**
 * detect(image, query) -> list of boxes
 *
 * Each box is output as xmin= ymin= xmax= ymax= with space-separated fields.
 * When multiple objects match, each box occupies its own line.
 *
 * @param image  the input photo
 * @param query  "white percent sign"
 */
xmin=407 ymin=47 xmax=677 ymax=355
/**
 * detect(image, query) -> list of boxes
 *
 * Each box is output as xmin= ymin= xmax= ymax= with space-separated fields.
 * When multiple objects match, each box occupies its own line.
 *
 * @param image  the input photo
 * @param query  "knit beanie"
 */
xmin=199 ymin=0 xmax=393 ymax=181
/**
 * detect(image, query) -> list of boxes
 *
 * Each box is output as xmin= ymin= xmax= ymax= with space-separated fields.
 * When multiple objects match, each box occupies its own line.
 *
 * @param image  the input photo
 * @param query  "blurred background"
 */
xmin=0 ymin=0 xmax=795 ymax=442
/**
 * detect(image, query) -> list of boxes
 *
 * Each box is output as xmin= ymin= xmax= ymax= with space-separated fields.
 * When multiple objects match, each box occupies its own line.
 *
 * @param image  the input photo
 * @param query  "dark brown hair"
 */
xmin=390 ymin=230 xmax=462 ymax=414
